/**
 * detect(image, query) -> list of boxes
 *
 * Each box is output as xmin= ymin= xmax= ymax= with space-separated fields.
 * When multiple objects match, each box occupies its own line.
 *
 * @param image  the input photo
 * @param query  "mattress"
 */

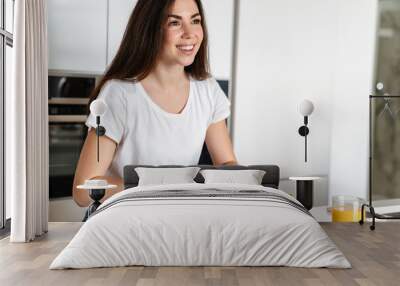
xmin=50 ymin=183 xmax=351 ymax=269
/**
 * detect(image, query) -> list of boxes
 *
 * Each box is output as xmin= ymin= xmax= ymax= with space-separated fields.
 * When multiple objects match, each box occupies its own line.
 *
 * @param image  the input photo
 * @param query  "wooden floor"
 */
xmin=0 ymin=222 xmax=399 ymax=286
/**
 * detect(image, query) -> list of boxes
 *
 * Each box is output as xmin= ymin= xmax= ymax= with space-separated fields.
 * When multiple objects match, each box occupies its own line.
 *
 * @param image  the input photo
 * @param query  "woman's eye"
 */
xmin=168 ymin=21 xmax=180 ymax=26
xmin=192 ymin=19 xmax=201 ymax=24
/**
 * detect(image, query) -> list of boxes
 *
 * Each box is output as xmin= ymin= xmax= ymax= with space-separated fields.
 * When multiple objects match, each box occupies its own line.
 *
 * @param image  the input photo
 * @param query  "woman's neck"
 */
xmin=146 ymin=62 xmax=189 ymax=88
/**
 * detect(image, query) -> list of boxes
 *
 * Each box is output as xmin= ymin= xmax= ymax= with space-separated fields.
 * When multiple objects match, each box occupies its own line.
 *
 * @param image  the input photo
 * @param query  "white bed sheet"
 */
xmin=50 ymin=183 xmax=351 ymax=269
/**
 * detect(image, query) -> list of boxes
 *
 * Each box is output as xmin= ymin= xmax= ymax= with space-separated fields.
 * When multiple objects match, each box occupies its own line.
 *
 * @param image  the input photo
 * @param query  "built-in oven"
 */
xmin=49 ymin=72 xmax=98 ymax=198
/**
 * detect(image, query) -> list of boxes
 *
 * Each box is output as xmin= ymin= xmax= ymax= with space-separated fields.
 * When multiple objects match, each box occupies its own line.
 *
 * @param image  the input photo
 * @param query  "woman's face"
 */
xmin=159 ymin=0 xmax=204 ymax=68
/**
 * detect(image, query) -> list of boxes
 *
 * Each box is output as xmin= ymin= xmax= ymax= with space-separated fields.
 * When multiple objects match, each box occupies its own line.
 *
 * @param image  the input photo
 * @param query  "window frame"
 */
xmin=0 ymin=0 xmax=13 ymax=231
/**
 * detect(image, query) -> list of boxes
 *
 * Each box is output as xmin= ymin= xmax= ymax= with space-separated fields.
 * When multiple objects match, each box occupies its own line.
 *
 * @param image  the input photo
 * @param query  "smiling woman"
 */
xmin=72 ymin=0 xmax=237 ymax=207
xmin=164 ymin=9 xmax=203 ymax=60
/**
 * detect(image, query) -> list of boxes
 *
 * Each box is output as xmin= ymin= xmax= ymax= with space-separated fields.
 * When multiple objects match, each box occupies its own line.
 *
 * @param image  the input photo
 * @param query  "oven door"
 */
xmin=49 ymin=116 xmax=88 ymax=198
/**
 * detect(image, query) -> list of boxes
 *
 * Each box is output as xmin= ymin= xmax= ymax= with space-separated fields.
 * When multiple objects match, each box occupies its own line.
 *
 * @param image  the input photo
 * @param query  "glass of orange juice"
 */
xmin=332 ymin=195 xmax=366 ymax=222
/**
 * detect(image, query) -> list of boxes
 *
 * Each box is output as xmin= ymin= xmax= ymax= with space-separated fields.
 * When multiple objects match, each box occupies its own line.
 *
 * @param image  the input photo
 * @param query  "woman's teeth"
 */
xmin=177 ymin=45 xmax=194 ymax=52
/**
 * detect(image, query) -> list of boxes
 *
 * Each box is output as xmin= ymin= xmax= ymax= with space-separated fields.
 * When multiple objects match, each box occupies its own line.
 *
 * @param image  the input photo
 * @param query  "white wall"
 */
xmin=329 ymin=0 xmax=378 ymax=202
xmin=233 ymin=0 xmax=378 ymax=205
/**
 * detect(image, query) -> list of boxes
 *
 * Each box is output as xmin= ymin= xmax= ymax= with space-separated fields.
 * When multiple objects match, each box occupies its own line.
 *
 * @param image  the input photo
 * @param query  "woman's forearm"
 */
xmin=72 ymin=129 xmax=120 ymax=207
xmin=220 ymin=160 xmax=238 ymax=166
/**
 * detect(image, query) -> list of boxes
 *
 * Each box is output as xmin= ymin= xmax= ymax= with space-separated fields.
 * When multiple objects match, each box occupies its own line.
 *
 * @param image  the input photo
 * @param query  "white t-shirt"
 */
xmin=85 ymin=76 xmax=231 ymax=178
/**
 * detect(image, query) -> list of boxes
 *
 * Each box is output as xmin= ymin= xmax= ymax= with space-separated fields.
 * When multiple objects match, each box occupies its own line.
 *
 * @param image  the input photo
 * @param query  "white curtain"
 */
xmin=7 ymin=0 xmax=49 ymax=242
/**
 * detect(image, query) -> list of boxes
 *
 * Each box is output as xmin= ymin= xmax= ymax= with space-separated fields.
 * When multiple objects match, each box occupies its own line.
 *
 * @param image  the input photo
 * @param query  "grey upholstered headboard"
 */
xmin=123 ymin=165 xmax=280 ymax=189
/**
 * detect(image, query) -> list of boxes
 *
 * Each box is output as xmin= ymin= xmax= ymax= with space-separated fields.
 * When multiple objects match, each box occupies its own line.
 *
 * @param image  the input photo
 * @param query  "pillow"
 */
xmin=135 ymin=167 xmax=201 ymax=186
xmin=200 ymin=169 xmax=266 ymax=185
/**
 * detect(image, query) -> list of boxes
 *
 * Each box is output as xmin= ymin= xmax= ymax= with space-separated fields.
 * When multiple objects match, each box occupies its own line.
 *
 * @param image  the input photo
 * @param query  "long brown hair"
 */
xmin=88 ymin=0 xmax=210 ymax=108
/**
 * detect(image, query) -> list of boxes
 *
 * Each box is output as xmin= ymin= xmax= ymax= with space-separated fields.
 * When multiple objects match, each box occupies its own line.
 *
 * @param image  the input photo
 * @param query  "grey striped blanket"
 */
xmin=89 ymin=188 xmax=312 ymax=219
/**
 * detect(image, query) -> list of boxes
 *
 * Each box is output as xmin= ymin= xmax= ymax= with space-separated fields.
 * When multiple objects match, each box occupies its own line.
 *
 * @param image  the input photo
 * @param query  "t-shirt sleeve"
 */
xmin=85 ymin=80 xmax=127 ymax=144
xmin=210 ymin=77 xmax=231 ymax=124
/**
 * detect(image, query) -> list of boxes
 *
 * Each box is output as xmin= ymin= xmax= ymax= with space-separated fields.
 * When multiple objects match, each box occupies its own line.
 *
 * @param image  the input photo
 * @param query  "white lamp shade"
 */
xmin=90 ymin=99 xmax=107 ymax=116
xmin=376 ymin=82 xmax=384 ymax=91
xmin=299 ymin=99 xmax=314 ymax=116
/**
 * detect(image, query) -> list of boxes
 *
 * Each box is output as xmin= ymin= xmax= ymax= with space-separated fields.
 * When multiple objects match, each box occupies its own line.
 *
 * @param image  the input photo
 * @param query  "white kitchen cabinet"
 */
xmin=48 ymin=0 xmax=108 ymax=73
xmin=108 ymin=0 xmax=138 ymax=63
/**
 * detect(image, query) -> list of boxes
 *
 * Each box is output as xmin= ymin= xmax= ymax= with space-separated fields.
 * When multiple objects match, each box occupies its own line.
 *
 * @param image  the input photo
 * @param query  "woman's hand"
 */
xmin=205 ymin=119 xmax=238 ymax=166
xmin=72 ymin=129 xmax=123 ymax=207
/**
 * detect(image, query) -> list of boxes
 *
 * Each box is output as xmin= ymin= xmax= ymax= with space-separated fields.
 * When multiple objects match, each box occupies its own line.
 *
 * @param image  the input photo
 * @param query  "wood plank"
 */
xmin=0 ymin=222 xmax=399 ymax=286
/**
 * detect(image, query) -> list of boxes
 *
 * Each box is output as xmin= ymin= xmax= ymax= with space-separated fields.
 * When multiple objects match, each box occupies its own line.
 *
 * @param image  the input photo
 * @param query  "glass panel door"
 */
xmin=375 ymin=0 xmax=400 ymax=94
xmin=372 ymin=0 xmax=400 ymax=206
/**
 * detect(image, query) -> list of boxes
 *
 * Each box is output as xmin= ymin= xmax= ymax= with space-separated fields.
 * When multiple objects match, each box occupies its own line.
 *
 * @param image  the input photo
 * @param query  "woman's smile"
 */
xmin=176 ymin=44 xmax=196 ymax=55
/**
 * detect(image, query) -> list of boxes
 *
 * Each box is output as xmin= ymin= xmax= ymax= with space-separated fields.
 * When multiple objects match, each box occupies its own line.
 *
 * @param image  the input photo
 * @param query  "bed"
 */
xmin=50 ymin=165 xmax=351 ymax=269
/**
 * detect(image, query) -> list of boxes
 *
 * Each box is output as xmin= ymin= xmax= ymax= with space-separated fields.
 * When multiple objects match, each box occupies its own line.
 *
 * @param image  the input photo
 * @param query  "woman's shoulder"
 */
xmin=190 ymin=75 xmax=230 ymax=122
xmin=96 ymin=79 xmax=140 ymax=109
xmin=99 ymin=79 xmax=142 ymax=103
xmin=191 ymin=76 xmax=221 ymax=99
xmin=191 ymin=75 xmax=218 ymax=87
xmin=191 ymin=75 xmax=225 ymax=98
xmin=102 ymin=78 xmax=137 ymax=93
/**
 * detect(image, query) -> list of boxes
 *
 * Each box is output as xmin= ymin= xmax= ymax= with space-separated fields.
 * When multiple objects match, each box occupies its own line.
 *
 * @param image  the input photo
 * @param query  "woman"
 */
xmin=73 ymin=0 xmax=237 ymax=207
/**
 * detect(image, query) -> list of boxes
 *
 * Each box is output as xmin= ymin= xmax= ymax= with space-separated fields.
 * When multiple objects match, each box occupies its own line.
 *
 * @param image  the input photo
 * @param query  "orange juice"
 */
xmin=332 ymin=208 xmax=364 ymax=222
xmin=331 ymin=195 xmax=366 ymax=223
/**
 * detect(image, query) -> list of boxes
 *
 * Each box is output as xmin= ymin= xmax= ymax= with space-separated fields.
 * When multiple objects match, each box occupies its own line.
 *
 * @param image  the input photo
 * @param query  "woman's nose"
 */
xmin=181 ymin=22 xmax=195 ymax=38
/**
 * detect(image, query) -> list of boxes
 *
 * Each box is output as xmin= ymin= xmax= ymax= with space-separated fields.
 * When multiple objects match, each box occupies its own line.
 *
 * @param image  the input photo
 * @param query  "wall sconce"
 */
xmin=298 ymin=99 xmax=314 ymax=162
xmin=90 ymin=99 xmax=107 ymax=162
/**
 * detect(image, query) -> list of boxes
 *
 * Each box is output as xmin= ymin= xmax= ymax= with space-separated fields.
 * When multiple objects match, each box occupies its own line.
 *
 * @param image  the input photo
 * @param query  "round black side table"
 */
xmin=77 ymin=183 xmax=117 ymax=219
xmin=289 ymin=177 xmax=321 ymax=210
xmin=87 ymin=189 xmax=105 ymax=216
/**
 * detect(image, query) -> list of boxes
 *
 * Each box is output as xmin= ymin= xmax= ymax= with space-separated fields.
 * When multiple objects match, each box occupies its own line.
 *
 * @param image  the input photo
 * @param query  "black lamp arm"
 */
xmin=95 ymin=116 xmax=106 ymax=162
xmin=298 ymin=116 xmax=310 ymax=162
